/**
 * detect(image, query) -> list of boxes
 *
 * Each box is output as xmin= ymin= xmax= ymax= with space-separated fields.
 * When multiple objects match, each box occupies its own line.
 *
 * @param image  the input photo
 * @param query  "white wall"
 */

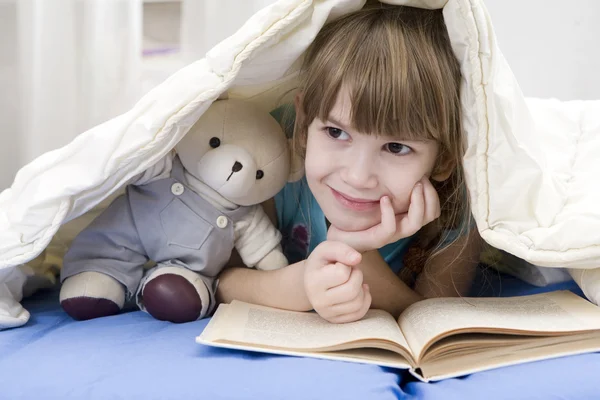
xmin=0 ymin=2 xmax=19 ymax=190
xmin=0 ymin=0 xmax=142 ymax=190
xmin=180 ymin=0 xmax=275 ymax=64
xmin=485 ymin=0 xmax=600 ymax=101
xmin=1 ymin=0 xmax=598 ymax=189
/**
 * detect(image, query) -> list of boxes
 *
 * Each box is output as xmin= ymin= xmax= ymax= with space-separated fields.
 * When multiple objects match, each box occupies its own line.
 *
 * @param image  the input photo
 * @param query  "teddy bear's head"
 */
xmin=175 ymin=99 xmax=303 ymax=206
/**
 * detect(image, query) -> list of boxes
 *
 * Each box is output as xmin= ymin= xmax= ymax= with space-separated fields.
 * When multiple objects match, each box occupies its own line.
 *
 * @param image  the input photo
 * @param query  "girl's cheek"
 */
xmin=393 ymin=198 xmax=410 ymax=215
xmin=389 ymin=183 xmax=414 ymax=213
xmin=304 ymin=154 xmax=325 ymax=179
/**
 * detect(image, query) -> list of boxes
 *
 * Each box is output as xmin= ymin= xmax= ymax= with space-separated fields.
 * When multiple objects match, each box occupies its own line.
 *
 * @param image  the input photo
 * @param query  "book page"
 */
xmin=202 ymin=300 xmax=411 ymax=354
xmin=399 ymin=291 xmax=600 ymax=361
xmin=418 ymin=331 xmax=600 ymax=382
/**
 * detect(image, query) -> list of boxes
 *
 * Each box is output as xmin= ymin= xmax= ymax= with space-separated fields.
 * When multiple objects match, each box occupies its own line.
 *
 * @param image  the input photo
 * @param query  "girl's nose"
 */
xmin=340 ymin=152 xmax=377 ymax=189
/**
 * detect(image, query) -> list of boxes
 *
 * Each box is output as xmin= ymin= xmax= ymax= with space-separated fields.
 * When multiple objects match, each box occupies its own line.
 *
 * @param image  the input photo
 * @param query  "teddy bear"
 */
xmin=58 ymin=99 xmax=302 ymax=323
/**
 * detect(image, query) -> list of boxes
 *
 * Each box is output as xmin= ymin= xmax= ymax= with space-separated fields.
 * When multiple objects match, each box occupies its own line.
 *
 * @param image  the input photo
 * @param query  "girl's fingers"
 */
xmin=402 ymin=182 xmax=425 ymax=235
xmin=325 ymin=267 xmax=364 ymax=305
xmin=376 ymin=196 xmax=397 ymax=239
xmin=422 ymin=178 xmax=441 ymax=223
xmin=311 ymin=241 xmax=362 ymax=269
xmin=328 ymin=285 xmax=372 ymax=324
xmin=327 ymin=281 xmax=367 ymax=316
xmin=346 ymin=196 xmax=398 ymax=250
xmin=318 ymin=262 xmax=354 ymax=291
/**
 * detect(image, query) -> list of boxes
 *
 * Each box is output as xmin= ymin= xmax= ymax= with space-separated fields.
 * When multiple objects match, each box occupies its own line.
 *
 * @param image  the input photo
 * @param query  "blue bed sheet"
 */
xmin=1 ymin=268 xmax=598 ymax=400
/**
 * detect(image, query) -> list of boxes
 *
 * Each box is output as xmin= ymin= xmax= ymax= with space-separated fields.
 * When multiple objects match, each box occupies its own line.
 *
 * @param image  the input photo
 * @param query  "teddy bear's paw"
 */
xmin=255 ymin=248 xmax=289 ymax=270
xmin=140 ymin=267 xmax=209 ymax=323
xmin=60 ymin=271 xmax=125 ymax=320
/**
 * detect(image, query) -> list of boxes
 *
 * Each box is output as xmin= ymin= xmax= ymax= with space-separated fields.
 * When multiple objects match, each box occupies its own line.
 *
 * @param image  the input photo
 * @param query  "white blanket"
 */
xmin=2 ymin=0 xmax=599 ymax=329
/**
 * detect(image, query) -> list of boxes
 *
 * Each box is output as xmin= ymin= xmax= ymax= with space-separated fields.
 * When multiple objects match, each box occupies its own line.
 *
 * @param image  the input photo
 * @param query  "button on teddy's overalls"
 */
xmin=171 ymin=183 xmax=184 ymax=196
xmin=216 ymin=216 xmax=228 ymax=229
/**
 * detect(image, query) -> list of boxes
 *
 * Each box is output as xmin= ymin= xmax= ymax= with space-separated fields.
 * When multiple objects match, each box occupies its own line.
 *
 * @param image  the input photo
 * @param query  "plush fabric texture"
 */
xmin=1 ymin=0 xmax=599 ymax=329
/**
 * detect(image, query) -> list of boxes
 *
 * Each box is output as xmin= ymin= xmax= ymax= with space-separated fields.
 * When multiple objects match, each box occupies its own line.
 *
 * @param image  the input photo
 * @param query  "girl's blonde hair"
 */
xmin=290 ymin=2 xmax=471 ymax=283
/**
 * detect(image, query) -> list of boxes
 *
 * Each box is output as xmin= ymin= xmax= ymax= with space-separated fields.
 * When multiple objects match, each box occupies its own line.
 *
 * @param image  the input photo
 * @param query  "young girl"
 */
xmin=217 ymin=2 xmax=481 ymax=323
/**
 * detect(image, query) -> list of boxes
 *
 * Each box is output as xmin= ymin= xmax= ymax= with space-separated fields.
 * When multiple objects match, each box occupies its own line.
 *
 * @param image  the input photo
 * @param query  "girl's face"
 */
xmin=302 ymin=88 xmax=441 ymax=232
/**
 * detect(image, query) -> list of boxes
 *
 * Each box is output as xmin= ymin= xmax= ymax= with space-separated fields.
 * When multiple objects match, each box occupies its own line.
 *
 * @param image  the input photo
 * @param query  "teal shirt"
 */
xmin=274 ymin=177 xmax=414 ymax=274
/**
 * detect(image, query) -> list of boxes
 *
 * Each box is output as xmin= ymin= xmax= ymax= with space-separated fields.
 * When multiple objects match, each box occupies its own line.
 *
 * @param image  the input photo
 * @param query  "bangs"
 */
xmin=299 ymin=5 xmax=460 ymax=143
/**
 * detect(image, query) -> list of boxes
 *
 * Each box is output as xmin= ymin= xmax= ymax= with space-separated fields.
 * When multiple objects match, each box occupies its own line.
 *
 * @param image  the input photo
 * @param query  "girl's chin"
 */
xmin=327 ymin=216 xmax=379 ymax=233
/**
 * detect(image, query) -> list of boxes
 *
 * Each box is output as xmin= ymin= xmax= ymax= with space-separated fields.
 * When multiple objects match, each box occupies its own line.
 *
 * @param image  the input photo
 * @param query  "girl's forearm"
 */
xmin=216 ymin=261 xmax=312 ymax=311
xmin=357 ymin=251 xmax=423 ymax=318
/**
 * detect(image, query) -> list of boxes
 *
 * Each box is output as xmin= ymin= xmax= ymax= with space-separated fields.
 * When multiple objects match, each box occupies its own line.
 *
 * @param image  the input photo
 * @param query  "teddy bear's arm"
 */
xmin=254 ymin=245 xmax=289 ymax=271
xmin=234 ymin=205 xmax=288 ymax=270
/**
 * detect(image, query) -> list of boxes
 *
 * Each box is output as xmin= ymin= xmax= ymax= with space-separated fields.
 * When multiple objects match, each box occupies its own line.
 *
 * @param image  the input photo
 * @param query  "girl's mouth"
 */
xmin=330 ymin=188 xmax=380 ymax=212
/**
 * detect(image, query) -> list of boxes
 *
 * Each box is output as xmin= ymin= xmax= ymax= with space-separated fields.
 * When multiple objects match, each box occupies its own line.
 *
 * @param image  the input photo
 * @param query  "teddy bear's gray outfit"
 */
xmin=61 ymin=155 xmax=257 ymax=313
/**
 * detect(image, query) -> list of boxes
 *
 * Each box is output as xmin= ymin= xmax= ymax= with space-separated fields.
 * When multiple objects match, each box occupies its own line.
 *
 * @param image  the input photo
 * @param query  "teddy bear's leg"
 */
xmin=137 ymin=263 xmax=213 ymax=323
xmin=60 ymin=271 xmax=125 ymax=320
xmin=60 ymin=195 xmax=149 ymax=320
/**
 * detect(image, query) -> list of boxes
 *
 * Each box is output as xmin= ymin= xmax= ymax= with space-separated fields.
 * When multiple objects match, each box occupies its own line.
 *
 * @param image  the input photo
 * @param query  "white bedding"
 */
xmin=2 ymin=0 xmax=599 ymax=329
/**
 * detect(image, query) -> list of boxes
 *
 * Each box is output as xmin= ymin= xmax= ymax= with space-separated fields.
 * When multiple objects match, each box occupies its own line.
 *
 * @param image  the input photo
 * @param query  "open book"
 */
xmin=196 ymin=290 xmax=600 ymax=382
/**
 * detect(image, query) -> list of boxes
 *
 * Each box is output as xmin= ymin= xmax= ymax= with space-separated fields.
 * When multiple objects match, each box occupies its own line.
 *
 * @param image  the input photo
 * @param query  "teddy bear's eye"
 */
xmin=209 ymin=137 xmax=221 ymax=148
xmin=256 ymin=170 xmax=264 ymax=180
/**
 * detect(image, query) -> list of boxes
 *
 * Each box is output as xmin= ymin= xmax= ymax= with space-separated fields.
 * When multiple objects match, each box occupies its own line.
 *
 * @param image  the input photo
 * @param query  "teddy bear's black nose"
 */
xmin=232 ymin=161 xmax=243 ymax=172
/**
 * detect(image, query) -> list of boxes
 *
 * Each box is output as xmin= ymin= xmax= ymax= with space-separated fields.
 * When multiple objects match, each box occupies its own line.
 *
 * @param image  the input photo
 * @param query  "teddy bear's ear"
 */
xmin=287 ymin=139 xmax=304 ymax=182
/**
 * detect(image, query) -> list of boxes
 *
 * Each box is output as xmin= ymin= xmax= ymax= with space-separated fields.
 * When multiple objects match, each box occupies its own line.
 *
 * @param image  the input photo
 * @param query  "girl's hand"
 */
xmin=327 ymin=178 xmax=441 ymax=253
xmin=304 ymin=241 xmax=372 ymax=324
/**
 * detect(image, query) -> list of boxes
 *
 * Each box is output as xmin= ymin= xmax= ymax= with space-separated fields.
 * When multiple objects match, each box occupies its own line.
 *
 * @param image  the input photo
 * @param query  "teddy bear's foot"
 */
xmin=60 ymin=271 xmax=125 ymax=320
xmin=140 ymin=266 xmax=210 ymax=323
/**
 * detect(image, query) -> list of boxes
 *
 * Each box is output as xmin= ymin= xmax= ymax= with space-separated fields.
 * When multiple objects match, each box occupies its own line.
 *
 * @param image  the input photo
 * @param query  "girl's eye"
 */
xmin=385 ymin=142 xmax=411 ymax=155
xmin=325 ymin=127 xmax=350 ymax=140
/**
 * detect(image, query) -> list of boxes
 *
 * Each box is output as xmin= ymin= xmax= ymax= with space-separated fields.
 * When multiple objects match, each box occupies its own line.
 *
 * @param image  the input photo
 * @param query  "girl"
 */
xmin=217 ymin=2 xmax=481 ymax=323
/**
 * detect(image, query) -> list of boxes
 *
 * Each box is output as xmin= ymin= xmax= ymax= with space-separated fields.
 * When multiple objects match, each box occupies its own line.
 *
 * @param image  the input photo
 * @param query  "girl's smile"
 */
xmin=329 ymin=187 xmax=381 ymax=212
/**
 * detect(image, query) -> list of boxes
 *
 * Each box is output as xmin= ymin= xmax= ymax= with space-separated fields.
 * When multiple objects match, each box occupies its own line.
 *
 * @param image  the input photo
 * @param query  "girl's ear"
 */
xmin=431 ymin=153 xmax=455 ymax=182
